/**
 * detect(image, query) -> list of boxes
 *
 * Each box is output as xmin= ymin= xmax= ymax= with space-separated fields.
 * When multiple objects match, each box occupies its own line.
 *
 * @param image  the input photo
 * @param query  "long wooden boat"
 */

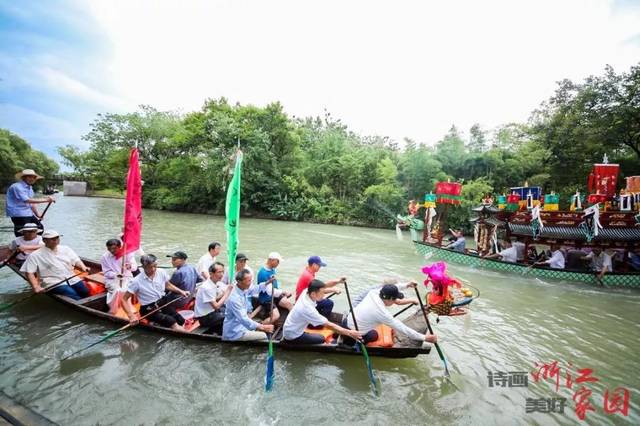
xmin=414 ymin=240 xmax=640 ymax=288
xmin=0 ymin=246 xmax=431 ymax=359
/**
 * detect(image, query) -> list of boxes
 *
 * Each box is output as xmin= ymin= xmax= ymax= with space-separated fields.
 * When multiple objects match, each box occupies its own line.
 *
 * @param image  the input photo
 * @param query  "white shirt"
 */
xmin=196 ymin=253 xmax=216 ymax=278
xmin=499 ymin=246 xmax=518 ymax=263
xmin=194 ymin=279 xmax=228 ymax=317
xmin=20 ymin=245 xmax=81 ymax=286
xmin=545 ymin=250 xmax=565 ymax=269
xmin=10 ymin=235 xmax=43 ymax=261
xmin=512 ymin=241 xmax=526 ymax=261
xmin=127 ymin=268 xmax=169 ymax=306
xmin=100 ymin=251 xmax=137 ymax=290
xmin=348 ymin=290 xmax=424 ymax=341
xmin=283 ymin=290 xmax=328 ymax=340
xmin=586 ymin=252 xmax=612 ymax=272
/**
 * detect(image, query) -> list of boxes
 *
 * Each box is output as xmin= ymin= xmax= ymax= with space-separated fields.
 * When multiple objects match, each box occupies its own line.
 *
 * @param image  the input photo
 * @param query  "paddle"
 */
xmin=39 ymin=200 xmax=53 ymax=221
xmin=414 ymin=287 xmax=451 ymax=378
xmin=344 ymin=280 xmax=380 ymax=396
xmin=265 ymin=279 xmax=276 ymax=392
xmin=0 ymin=250 xmax=19 ymax=270
xmin=60 ymin=293 xmax=189 ymax=361
xmin=0 ymin=272 xmax=83 ymax=312
xmin=521 ymin=263 xmax=536 ymax=275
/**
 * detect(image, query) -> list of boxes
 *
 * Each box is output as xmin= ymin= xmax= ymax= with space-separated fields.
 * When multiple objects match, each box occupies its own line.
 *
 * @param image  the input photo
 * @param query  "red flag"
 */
xmin=119 ymin=148 xmax=142 ymax=258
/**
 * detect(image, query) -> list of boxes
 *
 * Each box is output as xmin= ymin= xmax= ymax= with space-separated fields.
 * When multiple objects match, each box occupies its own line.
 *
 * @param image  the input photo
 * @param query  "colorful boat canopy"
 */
xmin=588 ymin=164 xmax=619 ymax=198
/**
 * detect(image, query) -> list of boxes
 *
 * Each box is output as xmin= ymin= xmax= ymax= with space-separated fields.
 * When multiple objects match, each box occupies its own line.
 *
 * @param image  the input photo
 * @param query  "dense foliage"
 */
xmin=57 ymin=64 xmax=639 ymax=230
xmin=0 ymin=129 xmax=59 ymax=190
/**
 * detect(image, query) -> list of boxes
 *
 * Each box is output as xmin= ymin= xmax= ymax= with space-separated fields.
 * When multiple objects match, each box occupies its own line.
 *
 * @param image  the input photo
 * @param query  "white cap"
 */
xmin=268 ymin=252 xmax=283 ymax=261
xmin=42 ymin=229 xmax=62 ymax=239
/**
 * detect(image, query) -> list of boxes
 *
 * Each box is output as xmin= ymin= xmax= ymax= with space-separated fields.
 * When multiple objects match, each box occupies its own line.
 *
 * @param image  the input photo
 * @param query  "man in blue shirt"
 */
xmin=445 ymin=229 xmax=466 ymax=252
xmin=223 ymin=269 xmax=273 ymax=341
xmin=256 ymin=252 xmax=293 ymax=325
xmin=6 ymin=169 xmax=55 ymax=236
xmin=166 ymin=251 xmax=202 ymax=308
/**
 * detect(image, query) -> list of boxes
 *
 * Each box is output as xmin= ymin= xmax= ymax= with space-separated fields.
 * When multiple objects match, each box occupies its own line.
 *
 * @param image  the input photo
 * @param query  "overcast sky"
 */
xmin=1 ymin=0 xmax=639 ymax=160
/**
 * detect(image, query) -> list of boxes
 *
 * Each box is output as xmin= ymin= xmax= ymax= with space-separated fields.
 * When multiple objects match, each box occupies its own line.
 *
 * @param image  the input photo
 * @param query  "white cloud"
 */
xmin=0 ymin=103 xmax=84 ymax=143
xmin=85 ymin=0 xmax=640 ymax=144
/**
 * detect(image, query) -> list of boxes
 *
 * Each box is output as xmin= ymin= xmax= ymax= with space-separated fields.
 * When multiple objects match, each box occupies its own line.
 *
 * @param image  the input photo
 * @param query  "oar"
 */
xmin=39 ymin=200 xmax=53 ymax=220
xmin=392 ymin=303 xmax=414 ymax=318
xmin=60 ymin=294 xmax=188 ymax=361
xmin=265 ymin=281 xmax=276 ymax=392
xmin=0 ymin=250 xmax=19 ymax=269
xmin=344 ymin=280 xmax=380 ymax=395
xmin=414 ymin=287 xmax=451 ymax=378
xmin=521 ymin=263 xmax=536 ymax=275
xmin=0 ymin=273 xmax=83 ymax=312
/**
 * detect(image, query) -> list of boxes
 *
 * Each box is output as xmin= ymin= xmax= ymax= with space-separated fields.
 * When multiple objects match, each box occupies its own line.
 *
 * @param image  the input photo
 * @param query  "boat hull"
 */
xmin=414 ymin=241 xmax=640 ymax=288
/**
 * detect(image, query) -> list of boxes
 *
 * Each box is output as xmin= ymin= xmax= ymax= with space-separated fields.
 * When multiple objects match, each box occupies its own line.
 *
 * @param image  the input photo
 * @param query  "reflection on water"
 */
xmin=1 ymin=195 xmax=639 ymax=425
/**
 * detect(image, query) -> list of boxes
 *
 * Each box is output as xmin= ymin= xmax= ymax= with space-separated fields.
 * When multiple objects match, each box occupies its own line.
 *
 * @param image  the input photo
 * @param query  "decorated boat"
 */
xmin=409 ymin=159 xmax=640 ymax=288
xmin=0 ymin=245 xmax=432 ymax=359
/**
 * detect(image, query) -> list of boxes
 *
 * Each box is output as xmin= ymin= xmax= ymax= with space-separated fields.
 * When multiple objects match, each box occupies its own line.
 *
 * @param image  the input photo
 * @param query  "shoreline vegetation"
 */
xmin=3 ymin=64 xmax=639 ymax=231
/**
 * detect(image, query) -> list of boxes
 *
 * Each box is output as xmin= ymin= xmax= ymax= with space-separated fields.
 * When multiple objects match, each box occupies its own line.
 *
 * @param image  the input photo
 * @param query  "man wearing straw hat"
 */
xmin=5 ymin=169 xmax=55 ymax=236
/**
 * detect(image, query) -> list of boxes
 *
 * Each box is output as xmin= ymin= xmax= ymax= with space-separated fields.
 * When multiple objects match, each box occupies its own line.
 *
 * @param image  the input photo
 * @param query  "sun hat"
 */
xmin=42 ymin=229 xmax=61 ymax=239
xmin=18 ymin=223 xmax=42 ymax=234
xmin=15 ymin=169 xmax=44 ymax=180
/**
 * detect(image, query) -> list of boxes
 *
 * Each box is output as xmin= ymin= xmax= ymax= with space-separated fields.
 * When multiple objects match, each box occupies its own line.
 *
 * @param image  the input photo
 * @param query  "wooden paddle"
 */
xmin=414 ymin=287 xmax=452 ymax=378
xmin=0 ymin=272 xmax=84 ymax=312
xmin=264 ymin=279 xmax=277 ymax=391
xmin=344 ymin=280 xmax=380 ymax=395
xmin=60 ymin=293 xmax=189 ymax=361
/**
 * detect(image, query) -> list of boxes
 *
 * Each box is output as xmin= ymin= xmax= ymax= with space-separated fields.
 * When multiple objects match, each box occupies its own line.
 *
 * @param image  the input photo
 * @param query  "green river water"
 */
xmin=0 ymin=195 xmax=638 ymax=425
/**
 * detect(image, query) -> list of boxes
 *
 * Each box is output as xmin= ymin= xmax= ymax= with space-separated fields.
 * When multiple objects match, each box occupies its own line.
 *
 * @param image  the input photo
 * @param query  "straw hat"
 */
xmin=15 ymin=169 xmax=44 ymax=180
xmin=17 ymin=223 xmax=42 ymax=234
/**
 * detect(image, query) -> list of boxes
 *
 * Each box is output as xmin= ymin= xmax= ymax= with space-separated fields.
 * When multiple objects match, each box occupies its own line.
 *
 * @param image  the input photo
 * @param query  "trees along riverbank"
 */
xmin=56 ymin=63 xmax=639 ymax=232
xmin=0 ymin=129 xmax=59 ymax=191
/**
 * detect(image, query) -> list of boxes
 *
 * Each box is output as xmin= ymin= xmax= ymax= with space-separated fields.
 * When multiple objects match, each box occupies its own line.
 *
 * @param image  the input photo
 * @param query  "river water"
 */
xmin=0 ymin=195 xmax=638 ymax=425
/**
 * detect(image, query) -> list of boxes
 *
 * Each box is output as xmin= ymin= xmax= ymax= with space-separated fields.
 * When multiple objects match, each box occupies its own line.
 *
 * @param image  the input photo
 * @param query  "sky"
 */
xmin=1 ymin=0 xmax=639 ymax=163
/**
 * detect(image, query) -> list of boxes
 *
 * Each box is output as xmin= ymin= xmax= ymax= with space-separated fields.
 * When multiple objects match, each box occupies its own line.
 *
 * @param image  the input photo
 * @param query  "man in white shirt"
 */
xmin=196 ymin=242 xmax=222 ymax=280
xmin=484 ymin=240 xmax=518 ymax=263
xmin=195 ymin=261 xmax=231 ymax=334
xmin=100 ymin=238 xmax=138 ymax=314
xmin=283 ymin=280 xmax=361 ymax=345
xmin=10 ymin=223 xmax=43 ymax=265
xmin=536 ymin=244 xmax=565 ymax=269
xmin=582 ymin=248 xmax=612 ymax=279
xmin=20 ymin=229 xmax=90 ymax=300
xmin=346 ymin=284 xmax=437 ymax=345
xmin=124 ymin=254 xmax=189 ymax=329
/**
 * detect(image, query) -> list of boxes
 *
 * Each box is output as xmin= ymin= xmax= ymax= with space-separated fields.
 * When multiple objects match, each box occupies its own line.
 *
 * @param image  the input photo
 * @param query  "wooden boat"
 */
xmin=414 ymin=240 xmax=640 ymax=287
xmin=0 ymin=246 xmax=431 ymax=359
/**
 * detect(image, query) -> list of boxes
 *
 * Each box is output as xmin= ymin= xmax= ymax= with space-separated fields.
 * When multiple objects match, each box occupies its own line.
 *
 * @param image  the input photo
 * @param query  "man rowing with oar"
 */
xmin=123 ymin=254 xmax=189 ymax=330
xmin=20 ymin=230 xmax=91 ymax=300
xmin=5 ymin=169 xmax=55 ymax=236
xmin=222 ymin=269 xmax=274 ymax=341
xmin=283 ymin=279 xmax=361 ymax=345
xmin=345 ymin=284 xmax=438 ymax=346
xmin=295 ymin=255 xmax=344 ymax=320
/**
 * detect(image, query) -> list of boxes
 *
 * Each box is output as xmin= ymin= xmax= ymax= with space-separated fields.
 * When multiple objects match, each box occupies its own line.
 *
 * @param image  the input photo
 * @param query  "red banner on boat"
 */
xmin=435 ymin=182 xmax=462 ymax=205
xmin=587 ymin=164 xmax=619 ymax=198
xmin=119 ymin=148 xmax=142 ymax=258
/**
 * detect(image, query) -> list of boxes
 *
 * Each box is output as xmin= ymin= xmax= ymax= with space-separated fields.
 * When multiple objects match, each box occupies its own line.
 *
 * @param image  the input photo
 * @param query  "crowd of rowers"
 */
xmin=7 ymin=226 xmax=438 ymax=347
xmin=441 ymin=228 xmax=640 ymax=279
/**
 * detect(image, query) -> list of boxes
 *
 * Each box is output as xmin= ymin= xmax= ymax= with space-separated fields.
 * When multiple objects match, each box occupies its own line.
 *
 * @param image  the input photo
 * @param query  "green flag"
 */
xmin=225 ymin=152 xmax=243 ymax=282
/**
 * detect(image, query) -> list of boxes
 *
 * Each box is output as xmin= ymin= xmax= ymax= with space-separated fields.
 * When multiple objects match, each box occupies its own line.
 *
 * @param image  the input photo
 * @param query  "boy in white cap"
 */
xmin=5 ymin=169 xmax=55 ymax=236
xmin=20 ymin=230 xmax=91 ymax=300
xmin=256 ymin=252 xmax=293 ymax=325
xmin=9 ymin=223 xmax=44 ymax=266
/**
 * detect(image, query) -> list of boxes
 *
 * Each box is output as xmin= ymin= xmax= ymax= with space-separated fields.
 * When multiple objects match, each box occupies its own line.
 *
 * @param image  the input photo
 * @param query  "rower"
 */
xmin=581 ymin=247 xmax=612 ymax=280
xmin=5 ymin=169 xmax=54 ymax=236
xmin=20 ymin=229 xmax=90 ymax=300
xmin=100 ymin=239 xmax=138 ymax=315
xmin=10 ymin=223 xmax=44 ymax=266
xmin=222 ymin=269 xmax=273 ymax=341
xmin=222 ymin=253 xmax=259 ymax=314
xmin=194 ymin=262 xmax=231 ymax=334
xmin=444 ymin=228 xmax=465 ymax=252
xmin=352 ymin=278 xmax=420 ymax=308
xmin=283 ymin=279 xmax=362 ymax=345
xmin=196 ymin=241 xmax=222 ymax=280
xmin=534 ymin=244 xmax=565 ymax=269
xmin=295 ymin=255 xmax=345 ymax=319
xmin=166 ymin=251 xmax=202 ymax=309
xmin=256 ymin=252 xmax=293 ymax=325
xmin=123 ymin=254 xmax=188 ymax=329
xmin=346 ymin=284 xmax=437 ymax=345
xmin=483 ymin=240 xmax=518 ymax=263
